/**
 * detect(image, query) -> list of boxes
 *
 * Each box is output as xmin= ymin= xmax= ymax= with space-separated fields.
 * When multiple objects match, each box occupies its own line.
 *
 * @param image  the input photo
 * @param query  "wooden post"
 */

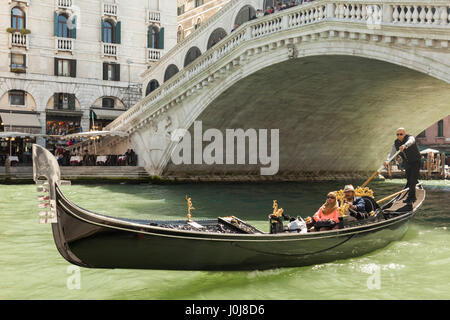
xmin=388 ymin=162 xmax=392 ymax=179
xmin=441 ymin=153 xmax=446 ymax=179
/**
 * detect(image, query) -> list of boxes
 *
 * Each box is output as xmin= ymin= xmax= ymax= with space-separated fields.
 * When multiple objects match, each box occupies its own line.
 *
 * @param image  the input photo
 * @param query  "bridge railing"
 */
xmin=107 ymin=0 xmax=450 ymax=132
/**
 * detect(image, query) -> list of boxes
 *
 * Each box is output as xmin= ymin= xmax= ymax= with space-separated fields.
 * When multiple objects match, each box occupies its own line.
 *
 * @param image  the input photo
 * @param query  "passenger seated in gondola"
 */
xmin=343 ymin=185 xmax=369 ymax=220
xmin=306 ymin=192 xmax=341 ymax=232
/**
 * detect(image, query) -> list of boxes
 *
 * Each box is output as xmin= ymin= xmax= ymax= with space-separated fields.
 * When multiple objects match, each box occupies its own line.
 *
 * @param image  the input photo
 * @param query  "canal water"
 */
xmin=0 ymin=180 xmax=449 ymax=299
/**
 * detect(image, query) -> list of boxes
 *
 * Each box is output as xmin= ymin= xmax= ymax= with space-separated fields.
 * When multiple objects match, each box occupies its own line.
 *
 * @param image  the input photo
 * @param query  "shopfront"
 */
xmin=45 ymin=110 xmax=82 ymax=150
xmin=90 ymin=108 xmax=125 ymax=131
xmin=0 ymin=112 xmax=42 ymax=165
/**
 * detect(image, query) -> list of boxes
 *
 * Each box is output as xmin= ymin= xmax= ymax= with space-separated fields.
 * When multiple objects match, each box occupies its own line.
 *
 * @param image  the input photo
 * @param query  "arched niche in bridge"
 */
xmin=184 ymin=46 xmax=202 ymax=67
xmin=145 ymin=79 xmax=160 ymax=96
xmin=164 ymin=64 xmax=180 ymax=82
xmin=234 ymin=5 xmax=256 ymax=27
xmin=207 ymin=28 xmax=227 ymax=50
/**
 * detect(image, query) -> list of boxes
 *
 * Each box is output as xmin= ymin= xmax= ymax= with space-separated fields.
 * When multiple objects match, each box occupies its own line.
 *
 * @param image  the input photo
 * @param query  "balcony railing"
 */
xmin=57 ymin=0 xmax=73 ymax=9
xmin=55 ymin=37 xmax=74 ymax=52
xmin=9 ymin=33 xmax=29 ymax=49
xmin=102 ymin=43 xmax=118 ymax=58
xmin=103 ymin=2 xmax=118 ymax=16
xmin=8 ymin=0 xmax=31 ymax=6
xmin=147 ymin=10 xmax=161 ymax=24
xmin=147 ymin=48 xmax=163 ymax=62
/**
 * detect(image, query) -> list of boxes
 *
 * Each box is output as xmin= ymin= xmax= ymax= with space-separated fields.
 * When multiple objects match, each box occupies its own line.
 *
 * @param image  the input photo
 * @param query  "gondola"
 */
xmin=33 ymin=144 xmax=425 ymax=271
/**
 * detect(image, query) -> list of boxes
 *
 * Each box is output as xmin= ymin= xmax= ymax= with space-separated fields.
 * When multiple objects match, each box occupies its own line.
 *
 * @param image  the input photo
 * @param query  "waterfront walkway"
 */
xmin=0 ymin=166 xmax=150 ymax=182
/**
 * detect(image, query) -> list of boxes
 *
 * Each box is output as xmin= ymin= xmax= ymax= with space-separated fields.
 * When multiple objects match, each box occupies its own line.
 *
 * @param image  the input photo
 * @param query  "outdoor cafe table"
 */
xmin=70 ymin=156 xmax=81 ymax=165
xmin=96 ymin=156 xmax=107 ymax=165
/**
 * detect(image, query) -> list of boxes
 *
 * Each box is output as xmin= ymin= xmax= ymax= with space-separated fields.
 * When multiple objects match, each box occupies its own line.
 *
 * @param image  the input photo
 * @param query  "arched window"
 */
xmin=11 ymin=7 xmax=25 ymax=30
xmin=57 ymin=14 xmax=70 ymax=38
xmin=184 ymin=47 xmax=201 ymax=67
xmin=103 ymin=20 xmax=114 ymax=43
xmin=148 ymin=25 xmax=159 ymax=49
xmin=194 ymin=18 xmax=202 ymax=30
xmin=145 ymin=80 xmax=160 ymax=96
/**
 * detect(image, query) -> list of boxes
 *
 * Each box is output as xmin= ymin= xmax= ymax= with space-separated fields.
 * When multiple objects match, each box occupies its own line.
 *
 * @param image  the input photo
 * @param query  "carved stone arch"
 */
xmin=164 ymin=64 xmax=180 ymax=82
xmin=184 ymin=46 xmax=202 ymax=67
xmin=233 ymin=4 xmax=257 ymax=27
xmin=207 ymin=28 xmax=227 ymax=50
xmin=146 ymin=79 xmax=160 ymax=96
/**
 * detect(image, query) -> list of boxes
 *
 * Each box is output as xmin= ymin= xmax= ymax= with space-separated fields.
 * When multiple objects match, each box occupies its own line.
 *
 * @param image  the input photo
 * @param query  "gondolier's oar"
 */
xmin=361 ymin=150 xmax=402 ymax=188
xmin=376 ymin=188 xmax=409 ymax=204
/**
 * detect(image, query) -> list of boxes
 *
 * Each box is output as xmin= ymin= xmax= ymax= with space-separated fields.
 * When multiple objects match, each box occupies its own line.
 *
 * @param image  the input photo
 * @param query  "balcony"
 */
xmin=147 ymin=10 xmax=161 ymax=24
xmin=9 ymin=33 xmax=29 ymax=49
xmin=102 ymin=43 xmax=118 ymax=58
xmin=147 ymin=48 xmax=162 ymax=62
xmin=103 ymin=2 xmax=118 ymax=17
xmin=57 ymin=0 xmax=73 ymax=9
xmin=55 ymin=37 xmax=74 ymax=53
xmin=8 ymin=0 xmax=30 ymax=6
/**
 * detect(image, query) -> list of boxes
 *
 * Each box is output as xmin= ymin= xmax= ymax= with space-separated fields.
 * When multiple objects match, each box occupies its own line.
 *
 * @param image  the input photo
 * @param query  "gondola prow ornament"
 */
xmin=186 ymin=196 xmax=195 ymax=222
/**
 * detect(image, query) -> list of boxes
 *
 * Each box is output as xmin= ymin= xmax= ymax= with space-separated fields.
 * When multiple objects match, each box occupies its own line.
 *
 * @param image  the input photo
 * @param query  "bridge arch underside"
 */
xmin=164 ymin=55 xmax=450 ymax=179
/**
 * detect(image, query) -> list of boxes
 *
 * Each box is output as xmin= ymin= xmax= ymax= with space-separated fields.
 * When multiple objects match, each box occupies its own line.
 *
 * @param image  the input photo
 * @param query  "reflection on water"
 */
xmin=0 ymin=180 xmax=448 ymax=299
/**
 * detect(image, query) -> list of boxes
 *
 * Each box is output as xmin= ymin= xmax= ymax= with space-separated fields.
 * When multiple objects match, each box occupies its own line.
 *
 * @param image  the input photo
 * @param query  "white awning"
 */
xmin=0 ymin=131 xmax=45 ymax=138
xmin=420 ymin=148 xmax=441 ymax=154
xmin=0 ymin=112 xmax=41 ymax=128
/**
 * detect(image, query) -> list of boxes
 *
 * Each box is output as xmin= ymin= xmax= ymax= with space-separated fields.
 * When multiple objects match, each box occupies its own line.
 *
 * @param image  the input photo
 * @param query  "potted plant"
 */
xmin=6 ymin=27 xmax=16 ymax=33
xmin=11 ymin=67 xmax=26 ymax=73
xmin=19 ymin=28 xmax=31 ymax=35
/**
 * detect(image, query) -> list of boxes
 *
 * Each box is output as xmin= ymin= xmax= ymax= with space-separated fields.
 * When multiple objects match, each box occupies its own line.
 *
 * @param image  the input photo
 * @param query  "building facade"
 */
xmin=417 ymin=115 xmax=450 ymax=153
xmin=0 ymin=0 xmax=177 ymax=153
xmin=177 ymin=0 xmax=231 ymax=42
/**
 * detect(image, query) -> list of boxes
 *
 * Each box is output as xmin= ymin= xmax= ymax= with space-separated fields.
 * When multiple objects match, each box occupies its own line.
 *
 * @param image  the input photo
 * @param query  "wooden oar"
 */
xmin=376 ymin=188 xmax=409 ymax=204
xmin=361 ymin=150 xmax=402 ymax=188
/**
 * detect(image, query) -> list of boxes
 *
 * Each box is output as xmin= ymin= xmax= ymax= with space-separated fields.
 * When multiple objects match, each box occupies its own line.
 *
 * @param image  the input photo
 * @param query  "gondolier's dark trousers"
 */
xmin=405 ymin=160 xmax=420 ymax=200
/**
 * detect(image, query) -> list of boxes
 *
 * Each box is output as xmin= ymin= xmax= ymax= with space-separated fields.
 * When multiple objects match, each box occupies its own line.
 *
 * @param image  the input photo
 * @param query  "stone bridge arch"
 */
xmin=107 ymin=1 xmax=450 ymax=178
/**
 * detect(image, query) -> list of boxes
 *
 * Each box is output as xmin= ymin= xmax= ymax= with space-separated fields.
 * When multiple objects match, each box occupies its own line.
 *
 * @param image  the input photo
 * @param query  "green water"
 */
xmin=0 ymin=180 xmax=449 ymax=300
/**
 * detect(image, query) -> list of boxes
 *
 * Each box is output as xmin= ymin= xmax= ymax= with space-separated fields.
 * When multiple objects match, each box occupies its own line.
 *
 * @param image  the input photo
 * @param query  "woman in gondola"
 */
xmin=307 ymin=192 xmax=341 ymax=232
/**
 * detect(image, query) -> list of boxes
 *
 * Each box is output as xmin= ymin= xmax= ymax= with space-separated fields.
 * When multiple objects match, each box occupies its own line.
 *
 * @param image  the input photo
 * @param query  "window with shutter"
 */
xmin=158 ymin=27 xmax=164 ymax=49
xmin=68 ymin=94 xmax=76 ymax=110
xmin=115 ymin=21 xmax=121 ymax=44
xmin=114 ymin=64 xmax=120 ymax=81
xmin=54 ymin=58 xmax=59 ymax=76
xmin=103 ymin=62 xmax=108 ymax=80
xmin=70 ymin=59 xmax=77 ymax=78
xmin=71 ymin=16 xmax=77 ymax=39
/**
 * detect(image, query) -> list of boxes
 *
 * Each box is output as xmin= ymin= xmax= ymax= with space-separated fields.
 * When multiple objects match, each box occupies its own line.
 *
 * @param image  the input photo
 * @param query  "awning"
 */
xmin=62 ymin=130 xmax=128 ymax=140
xmin=420 ymin=148 xmax=442 ymax=154
xmin=0 ymin=131 xmax=45 ymax=138
xmin=90 ymin=108 xmax=125 ymax=120
xmin=0 ymin=112 xmax=42 ymax=134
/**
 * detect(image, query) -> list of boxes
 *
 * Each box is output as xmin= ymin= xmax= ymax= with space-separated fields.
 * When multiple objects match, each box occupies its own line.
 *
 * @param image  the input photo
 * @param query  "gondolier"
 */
xmin=384 ymin=128 xmax=421 ymax=204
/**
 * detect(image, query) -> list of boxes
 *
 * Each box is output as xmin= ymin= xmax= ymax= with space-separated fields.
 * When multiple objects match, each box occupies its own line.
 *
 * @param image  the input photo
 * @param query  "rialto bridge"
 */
xmin=99 ymin=0 xmax=450 ymax=180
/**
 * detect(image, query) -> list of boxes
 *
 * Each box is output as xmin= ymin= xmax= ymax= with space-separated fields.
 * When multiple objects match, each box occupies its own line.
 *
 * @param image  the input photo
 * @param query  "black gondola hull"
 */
xmin=54 ymin=186 xmax=415 ymax=271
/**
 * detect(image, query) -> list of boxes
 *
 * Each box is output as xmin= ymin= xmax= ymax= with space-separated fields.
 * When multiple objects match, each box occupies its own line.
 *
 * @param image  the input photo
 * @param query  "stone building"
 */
xmin=417 ymin=115 xmax=450 ymax=153
xmin=176 ymin=0 xmax=231 ymax=42
xmin=0 ymin=0 xmax=177 ymax=152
